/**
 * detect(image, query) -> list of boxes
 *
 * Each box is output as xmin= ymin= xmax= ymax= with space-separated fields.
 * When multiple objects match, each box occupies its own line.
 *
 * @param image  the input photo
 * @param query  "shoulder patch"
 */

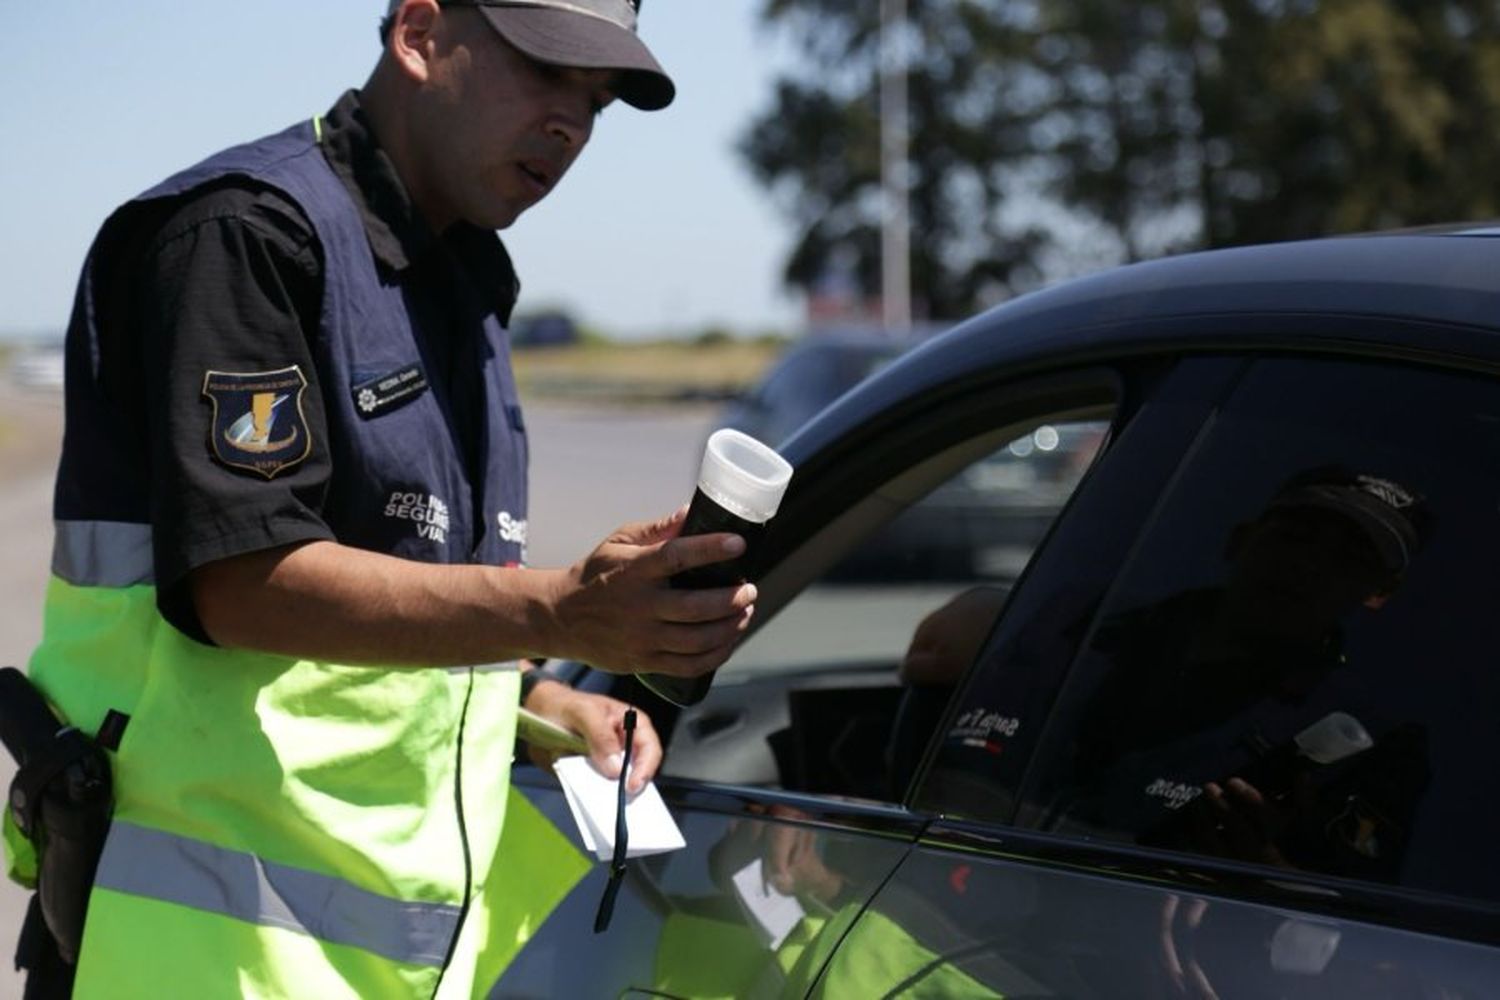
xmin=202 ymin=366 xmax=312 ymax=479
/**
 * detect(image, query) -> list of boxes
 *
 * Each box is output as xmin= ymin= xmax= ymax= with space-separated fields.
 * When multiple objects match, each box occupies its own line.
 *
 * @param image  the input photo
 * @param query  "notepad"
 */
xmin=730 ymin=859 xmax=806 ymax=949
xmin=552 ymin=755 xmax=686 ymax=862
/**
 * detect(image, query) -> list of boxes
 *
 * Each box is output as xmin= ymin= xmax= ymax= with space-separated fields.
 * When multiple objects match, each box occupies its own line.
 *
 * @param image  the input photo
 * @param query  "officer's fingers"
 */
xmin=765 ymin=826 xmax=800 ymax=891
xmin=573 ymin=711 xmax=626 ymax=779
xmin=786 ymin=828 xmax=813 ymax=869
xmin=651 ymin=611 xmax=754 ymax=656
xmin=1224 ymin=777 xmax=1265 ymax=808
xmin=525 ymin=742 xmax=561 ymax=775
xmin=1185 ymin=960 xmax=1219 ymax=1000
xmin=657 ymin=583 xmax=757 ymax=624
xmin=1204 ymin=782 xmax=1229 ymax=812
xmin=626 ymin=712 xmax=662 ymax=793
xmin=1225 ymin=778 xmax=1280 ymax=845
xmin=649 ymin=532 xmax=745 ymax=579
xmin=607 ymin=506 xmax=688 ymax=547
xmin=580 ymin=706 xmax=660 ymax=792
xmin=1159 ymin=897 xmax=1187 ymax=989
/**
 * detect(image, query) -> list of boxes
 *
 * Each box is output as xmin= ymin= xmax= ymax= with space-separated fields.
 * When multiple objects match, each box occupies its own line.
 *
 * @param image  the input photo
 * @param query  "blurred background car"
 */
xmin=509 ymin=310 xmax=580 ymax=349
xmin=715 ymin=329 xmax=917 ymax=447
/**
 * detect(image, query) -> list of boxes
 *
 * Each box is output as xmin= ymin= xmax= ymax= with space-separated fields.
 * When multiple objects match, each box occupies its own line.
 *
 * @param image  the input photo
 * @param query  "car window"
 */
xmin=661 ymin=410 xmax=1112 ymax=804
xmin=1011 ymin=358 xmax=1500 ymax=904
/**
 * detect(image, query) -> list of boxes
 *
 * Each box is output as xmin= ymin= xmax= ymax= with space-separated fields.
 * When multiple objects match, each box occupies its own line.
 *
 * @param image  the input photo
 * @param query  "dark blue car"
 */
xmin=498 ymin=227 xmax=1500 ymax=998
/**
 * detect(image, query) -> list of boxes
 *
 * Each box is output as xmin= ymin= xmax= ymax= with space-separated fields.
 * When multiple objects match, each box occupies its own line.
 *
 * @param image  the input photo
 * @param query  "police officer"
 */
xmin=6 ymin=1 xmax=756 ymax=996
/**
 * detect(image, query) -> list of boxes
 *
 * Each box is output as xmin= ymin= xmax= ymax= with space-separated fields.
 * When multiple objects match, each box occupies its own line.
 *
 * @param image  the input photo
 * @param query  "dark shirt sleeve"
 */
xmin=131 ymin=184 xmax=337 ymax=637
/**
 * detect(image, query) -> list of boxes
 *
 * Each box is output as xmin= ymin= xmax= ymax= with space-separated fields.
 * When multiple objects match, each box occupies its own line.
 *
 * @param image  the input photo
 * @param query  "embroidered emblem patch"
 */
xmin=201 ymin=366 xmax=312 ymax=479
xmin=352 ymin=363 xmax=429 ymax=419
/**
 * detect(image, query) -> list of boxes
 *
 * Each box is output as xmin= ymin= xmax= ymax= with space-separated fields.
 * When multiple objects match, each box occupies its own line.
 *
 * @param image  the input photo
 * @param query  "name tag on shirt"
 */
xmin=352 ymin=363 xmax=428 ymax=418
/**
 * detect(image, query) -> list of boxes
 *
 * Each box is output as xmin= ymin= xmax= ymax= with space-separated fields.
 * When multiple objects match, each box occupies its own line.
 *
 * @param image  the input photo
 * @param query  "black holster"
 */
xmin=0 ymin=666 xmax=114 ymax=987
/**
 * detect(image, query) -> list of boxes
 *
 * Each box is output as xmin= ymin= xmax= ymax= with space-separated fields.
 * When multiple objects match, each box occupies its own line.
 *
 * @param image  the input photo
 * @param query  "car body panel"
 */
xmin=821 ymin=824 xmax=1500 ymax=998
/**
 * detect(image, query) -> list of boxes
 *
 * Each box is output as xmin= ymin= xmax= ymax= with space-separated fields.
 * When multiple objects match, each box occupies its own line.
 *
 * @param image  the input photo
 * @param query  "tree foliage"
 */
xmin=740 ymin=0 xmax=1500 ymax=320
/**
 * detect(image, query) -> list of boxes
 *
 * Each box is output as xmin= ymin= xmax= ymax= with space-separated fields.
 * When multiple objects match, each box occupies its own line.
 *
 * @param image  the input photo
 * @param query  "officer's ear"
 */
xmin=387 ymin=0 xmax=443 ymax=83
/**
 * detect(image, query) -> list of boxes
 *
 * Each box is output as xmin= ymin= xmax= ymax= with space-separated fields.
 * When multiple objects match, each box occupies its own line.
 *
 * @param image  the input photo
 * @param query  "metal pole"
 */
xmin=880 ymin=0 xmax=912 ymax=332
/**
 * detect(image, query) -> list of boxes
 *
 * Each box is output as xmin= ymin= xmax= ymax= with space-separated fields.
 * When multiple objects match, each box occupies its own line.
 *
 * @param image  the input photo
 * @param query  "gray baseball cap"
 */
xmin=388 ymin=0 xmax=675 ymax=110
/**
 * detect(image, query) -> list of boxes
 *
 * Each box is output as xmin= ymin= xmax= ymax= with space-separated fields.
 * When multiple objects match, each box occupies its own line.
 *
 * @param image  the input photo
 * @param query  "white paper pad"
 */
xmin=552 ymin=755 xmax=686 ymax=862
xmin=730 ymin=859 xmax=806 ymax=950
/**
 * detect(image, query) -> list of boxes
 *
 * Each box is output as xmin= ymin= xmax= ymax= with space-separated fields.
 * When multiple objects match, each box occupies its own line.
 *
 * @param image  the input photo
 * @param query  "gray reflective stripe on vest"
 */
xmin=52 ymin=520 xmax=154 ymax=587
xmin=95 ymin=821 xmax=462 ymax=967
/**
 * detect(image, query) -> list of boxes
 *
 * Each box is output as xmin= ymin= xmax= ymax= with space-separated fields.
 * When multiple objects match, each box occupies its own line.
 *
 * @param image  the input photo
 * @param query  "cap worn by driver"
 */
xmin=387 ymin=0 xmax=675 ymax=110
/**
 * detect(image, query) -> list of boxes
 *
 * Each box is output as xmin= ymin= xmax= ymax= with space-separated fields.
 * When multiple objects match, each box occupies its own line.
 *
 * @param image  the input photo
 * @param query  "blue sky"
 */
xmin=0 ymin=1 xmax=802 ymax=340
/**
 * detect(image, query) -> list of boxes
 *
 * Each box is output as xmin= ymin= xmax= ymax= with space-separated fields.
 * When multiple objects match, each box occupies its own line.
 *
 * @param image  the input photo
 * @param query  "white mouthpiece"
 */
xmin=697 ymin=429 xmax=794 ymax=524
xmin=1294 ymin=711 xmax=1374 ymax=765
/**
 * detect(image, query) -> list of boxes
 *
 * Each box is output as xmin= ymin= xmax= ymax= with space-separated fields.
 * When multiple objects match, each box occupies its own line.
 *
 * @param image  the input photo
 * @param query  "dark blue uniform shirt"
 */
xmin=68 ymin=90 xmax=525 ymax=640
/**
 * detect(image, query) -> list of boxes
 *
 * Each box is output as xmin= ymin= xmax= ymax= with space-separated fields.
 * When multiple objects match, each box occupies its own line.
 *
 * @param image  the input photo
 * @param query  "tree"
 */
xmin=741 ymin=0 xmax=1500 ymax=321
xmin=740 ymin=1 xmax=1053 ymax=322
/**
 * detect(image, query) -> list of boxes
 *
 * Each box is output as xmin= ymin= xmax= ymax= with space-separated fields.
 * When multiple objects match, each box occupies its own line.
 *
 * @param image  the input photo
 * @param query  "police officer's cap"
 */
xmin=387 ymin=0 xmax=675 ymax=110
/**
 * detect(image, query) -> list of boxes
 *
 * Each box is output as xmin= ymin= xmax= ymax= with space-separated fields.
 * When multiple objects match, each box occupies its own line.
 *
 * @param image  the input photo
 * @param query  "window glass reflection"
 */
xmin=1024 ymin=360 xmax=1500 ymax=903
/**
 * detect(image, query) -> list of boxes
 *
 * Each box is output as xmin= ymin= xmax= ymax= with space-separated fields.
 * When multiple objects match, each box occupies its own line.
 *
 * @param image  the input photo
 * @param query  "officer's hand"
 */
xmin=899 ymin=586 xmax=1008 ymax=687
xmin=547 ymin=506 xmax=756 ymax=677
xmin=1189 ymin=778 xmax=1295 ymax=868
xmin=761 ymin=808 xmax=843 ymax=904
xmin=522 ymin=681 xmax=662 ymax=792
xmin=1159 ymin=894 xmax=1217 ymax=998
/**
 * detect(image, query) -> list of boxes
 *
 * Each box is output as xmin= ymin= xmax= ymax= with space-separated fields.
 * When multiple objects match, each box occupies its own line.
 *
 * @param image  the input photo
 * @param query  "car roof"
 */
xmin=783 ymin=231 xmax=1500 ymax=463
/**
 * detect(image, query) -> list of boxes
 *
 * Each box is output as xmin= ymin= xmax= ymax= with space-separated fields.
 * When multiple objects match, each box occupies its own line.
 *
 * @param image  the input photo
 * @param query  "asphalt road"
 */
xmin=0 ymin=384 xmax=717 ymax=997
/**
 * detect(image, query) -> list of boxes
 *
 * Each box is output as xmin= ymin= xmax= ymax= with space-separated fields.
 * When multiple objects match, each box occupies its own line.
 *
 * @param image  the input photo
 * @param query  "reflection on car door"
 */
xmin=495 ymin=776 xmax=921 ymax=998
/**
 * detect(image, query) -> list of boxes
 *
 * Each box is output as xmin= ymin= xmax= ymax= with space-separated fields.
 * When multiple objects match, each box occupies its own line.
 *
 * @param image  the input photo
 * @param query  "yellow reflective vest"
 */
xmin=5 ymin=116 xmax=576 ymax=998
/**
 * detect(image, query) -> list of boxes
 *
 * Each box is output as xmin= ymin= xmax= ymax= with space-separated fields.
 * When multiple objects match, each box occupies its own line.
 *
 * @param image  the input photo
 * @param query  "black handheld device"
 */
xmin=639 ymin=430 xmax=793 ymax=707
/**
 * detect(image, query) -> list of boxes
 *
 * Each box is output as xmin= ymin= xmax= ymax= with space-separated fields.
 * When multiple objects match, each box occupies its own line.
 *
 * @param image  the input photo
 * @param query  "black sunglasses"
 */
xmin=593 ymin=706 xmax=636 ymax=933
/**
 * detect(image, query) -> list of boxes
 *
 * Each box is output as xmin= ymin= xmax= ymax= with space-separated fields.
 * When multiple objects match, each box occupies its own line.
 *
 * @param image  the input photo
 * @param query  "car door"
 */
xmin=819 ymin=351 xmax=1500 ymax=997
xmin=491 ymin=360 xmax=1131 ymax=998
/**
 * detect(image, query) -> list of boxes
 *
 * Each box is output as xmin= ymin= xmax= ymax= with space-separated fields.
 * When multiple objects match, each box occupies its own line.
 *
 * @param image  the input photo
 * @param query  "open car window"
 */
xmin=659 ymin=407 xmax=1113 ymax=804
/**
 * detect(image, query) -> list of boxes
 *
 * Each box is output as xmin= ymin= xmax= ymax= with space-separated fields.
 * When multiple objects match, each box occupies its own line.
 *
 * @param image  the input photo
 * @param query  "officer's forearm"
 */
xmin=190 ymin=540 xmax=565 ymax=667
